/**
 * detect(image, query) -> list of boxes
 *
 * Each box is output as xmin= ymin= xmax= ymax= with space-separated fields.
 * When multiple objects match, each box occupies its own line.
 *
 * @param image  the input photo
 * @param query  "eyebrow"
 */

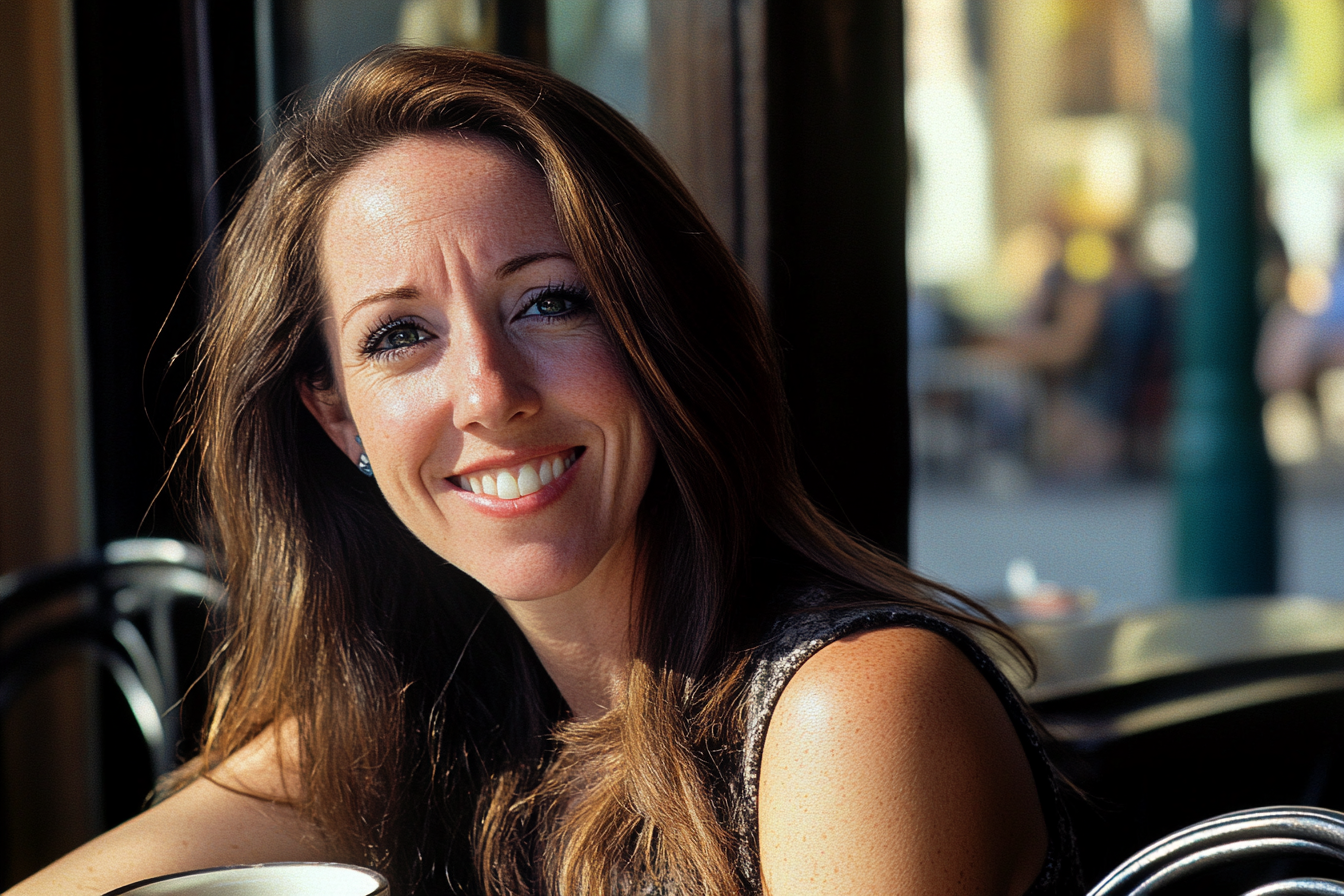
xmin=339 ymin=286 xmax=419 ymax=328
xmin=495 ymin=250 xmax=572 ymax=277
xmin=338 ymin=251 xmax=574 ymax=328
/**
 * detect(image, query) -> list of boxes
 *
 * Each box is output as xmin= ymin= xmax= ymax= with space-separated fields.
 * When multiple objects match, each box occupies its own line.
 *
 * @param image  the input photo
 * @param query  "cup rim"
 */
xmin=100 ymin=861 xmax=390 ymax=896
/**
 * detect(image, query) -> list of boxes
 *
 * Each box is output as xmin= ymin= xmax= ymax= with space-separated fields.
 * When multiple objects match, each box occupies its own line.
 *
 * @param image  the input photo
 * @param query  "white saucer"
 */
xmin=101 ymin=862 xmax=390 ymax=895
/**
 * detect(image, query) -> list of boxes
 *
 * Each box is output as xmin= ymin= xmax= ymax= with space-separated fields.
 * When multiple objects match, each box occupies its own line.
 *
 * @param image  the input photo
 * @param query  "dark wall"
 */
xmin=75 ymin=0 xmax=260 ymax=543
xmin=766 ymin=0 xmax=910 ymax=556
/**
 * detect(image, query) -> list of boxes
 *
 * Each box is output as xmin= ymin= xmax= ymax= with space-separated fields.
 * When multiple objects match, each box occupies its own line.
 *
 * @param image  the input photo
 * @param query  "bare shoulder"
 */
xmin=205 ymin=718 xmax=309 ymax=802
xmin=757 ymin=626 xmax=1048 ymax=896
xmin=4 ymin=723 xmax=330 ymax=896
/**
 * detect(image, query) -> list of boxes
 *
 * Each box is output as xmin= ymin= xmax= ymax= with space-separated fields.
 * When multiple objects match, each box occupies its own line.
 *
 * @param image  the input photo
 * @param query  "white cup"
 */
xmin=101 ymin=862 xmax=390 ymax=895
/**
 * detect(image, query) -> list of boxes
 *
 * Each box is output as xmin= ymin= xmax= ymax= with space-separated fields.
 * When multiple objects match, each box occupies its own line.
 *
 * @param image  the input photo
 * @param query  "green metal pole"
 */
xmin=1176 ymin=0 xmax=1276 ymax=597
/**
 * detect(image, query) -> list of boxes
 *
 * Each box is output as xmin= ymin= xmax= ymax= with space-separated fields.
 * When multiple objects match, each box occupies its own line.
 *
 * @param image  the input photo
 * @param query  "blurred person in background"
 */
xmin=977 ymin=228 xmax=1168 ymax=478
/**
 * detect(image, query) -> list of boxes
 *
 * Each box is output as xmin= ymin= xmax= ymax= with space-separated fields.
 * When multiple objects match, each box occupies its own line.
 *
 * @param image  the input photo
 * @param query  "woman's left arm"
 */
xmin=757 ymin=626 xmax=1049 ymax=896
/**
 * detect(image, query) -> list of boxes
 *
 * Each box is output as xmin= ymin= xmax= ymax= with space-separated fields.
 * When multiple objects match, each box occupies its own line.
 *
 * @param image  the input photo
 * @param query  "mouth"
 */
xmin=451 ymin=448 xmax=582 ymax=500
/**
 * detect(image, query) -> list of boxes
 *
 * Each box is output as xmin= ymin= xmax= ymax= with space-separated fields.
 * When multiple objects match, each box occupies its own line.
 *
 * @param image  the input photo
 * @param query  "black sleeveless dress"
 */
xmin=717 ymin=595 xmax=1082 ymax=896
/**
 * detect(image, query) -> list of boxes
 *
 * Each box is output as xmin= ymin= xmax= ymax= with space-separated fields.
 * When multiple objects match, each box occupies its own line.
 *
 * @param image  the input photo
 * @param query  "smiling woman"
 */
xmin=304 ymin=135 xmax=655 ymax=621
xmin=6 ymin=47 xmax=1079 ymax=896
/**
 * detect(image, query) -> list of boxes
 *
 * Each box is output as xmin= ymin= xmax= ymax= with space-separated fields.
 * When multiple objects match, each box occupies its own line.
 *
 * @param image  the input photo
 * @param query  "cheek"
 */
xmin=593 ymin=377 xmax=657 ymax=500
xmin=587 ymin=370 xmax=641 ymax=417
xmin=347 ymin=372 xmax=453 ymax=463
xmin=367 ymin=381 xmax=437 ymax=422
xmin=538 ymin=336 xmax=637 ymax=414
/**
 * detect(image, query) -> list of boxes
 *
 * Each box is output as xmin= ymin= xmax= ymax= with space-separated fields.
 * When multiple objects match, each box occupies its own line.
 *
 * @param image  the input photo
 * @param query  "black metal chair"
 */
xmin=1088 ymin=806 xmax=1344 ymax=896
xmin=0 ymin=538 xmax=225 ymax=884
xmin=0 ymin=538 xmax=224 ymax=780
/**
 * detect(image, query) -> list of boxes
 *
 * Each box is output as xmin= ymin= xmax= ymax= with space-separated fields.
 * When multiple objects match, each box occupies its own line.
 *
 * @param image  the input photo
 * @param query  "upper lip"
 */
xmin=447 ymin=445 xmax=578 ymax=478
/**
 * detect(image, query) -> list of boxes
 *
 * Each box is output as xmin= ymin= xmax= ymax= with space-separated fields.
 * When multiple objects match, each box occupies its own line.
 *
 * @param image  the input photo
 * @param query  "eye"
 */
xmin=363 ymin=317 xmax=433 ymax=356
xmin=518 ymin=283 xmax=592 ymax=321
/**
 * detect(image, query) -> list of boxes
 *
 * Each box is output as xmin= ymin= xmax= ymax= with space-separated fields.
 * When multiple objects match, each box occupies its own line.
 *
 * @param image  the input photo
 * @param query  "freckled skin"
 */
xmin=307 ymin=134 xmax=655 ymax=610
xmin=758 ymin=628 xmax=1050 ymax=895
xmin=303 ymin=134 xmax=654 ymax=718
xmin=5 ymin=724 xmax=328 ymax=895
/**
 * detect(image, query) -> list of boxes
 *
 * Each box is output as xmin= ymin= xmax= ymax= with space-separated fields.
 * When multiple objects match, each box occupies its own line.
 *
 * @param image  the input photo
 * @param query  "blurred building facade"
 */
xmin=907 ymin=0 xmax=1344 ymax=611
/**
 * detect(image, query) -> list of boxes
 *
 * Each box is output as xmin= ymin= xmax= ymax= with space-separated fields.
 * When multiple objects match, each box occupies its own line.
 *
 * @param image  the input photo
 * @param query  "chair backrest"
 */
xmin=0 ymin=538 xmax=225 ymax=778
xmin=0 ymin=539 xmax=225 ymax=885
xmin=1088 ymin=806 xmax=1344 ymax=896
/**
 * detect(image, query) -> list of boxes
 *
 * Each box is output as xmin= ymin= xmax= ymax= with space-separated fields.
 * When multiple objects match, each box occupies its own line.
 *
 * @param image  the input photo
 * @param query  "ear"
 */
xmin=298 ymin=377 xmax=363 ymax=467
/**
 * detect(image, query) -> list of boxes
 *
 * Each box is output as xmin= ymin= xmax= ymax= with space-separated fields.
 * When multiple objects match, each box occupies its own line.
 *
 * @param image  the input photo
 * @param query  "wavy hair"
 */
xmin=176 ymin=45 xmax=1024 ymax=895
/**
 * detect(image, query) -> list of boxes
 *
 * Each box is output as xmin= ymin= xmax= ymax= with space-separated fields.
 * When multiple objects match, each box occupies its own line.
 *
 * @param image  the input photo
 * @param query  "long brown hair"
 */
xmin=179 ymin=45 xmax=1024 ymax=895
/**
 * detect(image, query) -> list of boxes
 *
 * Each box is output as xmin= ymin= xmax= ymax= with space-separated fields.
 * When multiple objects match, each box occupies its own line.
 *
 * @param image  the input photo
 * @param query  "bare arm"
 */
xmin=5 ymin=725 xmax=332 ymax=895
xmin=757 ymin=627 xmax=1048 ymax=896
xmin=981 ymin=282 xmax=1106 ymax=371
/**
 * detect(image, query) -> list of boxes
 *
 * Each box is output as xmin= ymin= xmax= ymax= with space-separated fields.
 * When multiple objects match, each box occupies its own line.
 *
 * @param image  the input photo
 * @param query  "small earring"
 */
xmin=355 ymin=435 xmax=374 ymax=478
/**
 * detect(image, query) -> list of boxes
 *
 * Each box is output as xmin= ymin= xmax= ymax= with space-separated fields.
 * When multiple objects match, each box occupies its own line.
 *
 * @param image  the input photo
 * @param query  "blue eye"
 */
xmin=520 ymin=284 xmax=592 ymax=320
xmin=363 ymin=317 xmax=432 ymax=356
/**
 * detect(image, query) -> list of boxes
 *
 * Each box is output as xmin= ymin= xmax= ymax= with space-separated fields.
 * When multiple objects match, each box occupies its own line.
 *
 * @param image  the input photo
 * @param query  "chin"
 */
xmin=433 ymin=531 xmax=635 ymax=604
xmin=460 ymin=562 xmax=594 ymax=603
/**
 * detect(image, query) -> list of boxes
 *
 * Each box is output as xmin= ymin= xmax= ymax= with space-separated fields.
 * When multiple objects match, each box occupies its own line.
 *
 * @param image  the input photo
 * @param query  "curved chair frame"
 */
xmin=1088 ymin=806 xmax=1344 ymax=896
xmin=0 ymin=538 xmax=224 ymax=777
xmin=1243 ymin=881 xmax=1344 ymax=896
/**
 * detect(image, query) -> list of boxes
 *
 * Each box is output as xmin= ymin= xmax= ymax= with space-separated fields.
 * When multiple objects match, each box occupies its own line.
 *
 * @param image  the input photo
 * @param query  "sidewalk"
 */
xmin=910 ymin=478 xmax=1344 ymax=620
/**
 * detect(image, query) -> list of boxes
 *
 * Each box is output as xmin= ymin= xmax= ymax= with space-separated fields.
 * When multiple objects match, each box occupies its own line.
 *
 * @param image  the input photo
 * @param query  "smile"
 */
xmin=452 ymin=449 xmax=580 ymax=499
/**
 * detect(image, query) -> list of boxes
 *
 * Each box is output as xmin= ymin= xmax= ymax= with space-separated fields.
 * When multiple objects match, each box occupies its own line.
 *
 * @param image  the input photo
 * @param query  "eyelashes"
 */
xmin=357 ymin=282 xmax=594 ymax=359
xmin=517 ymin=282 xmax=593 ymax=321
xmin=362 ymin=316 xmax=431 ymax=357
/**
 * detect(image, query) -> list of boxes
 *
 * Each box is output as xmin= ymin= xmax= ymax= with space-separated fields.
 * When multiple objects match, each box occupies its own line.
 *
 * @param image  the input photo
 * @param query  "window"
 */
xmin=907 ymin=0 xmax=1344 ymax=617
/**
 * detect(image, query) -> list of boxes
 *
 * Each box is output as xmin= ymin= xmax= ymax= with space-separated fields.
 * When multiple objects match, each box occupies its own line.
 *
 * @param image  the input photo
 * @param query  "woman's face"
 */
xmin=305 ymin=133 xmax=656 ymax=603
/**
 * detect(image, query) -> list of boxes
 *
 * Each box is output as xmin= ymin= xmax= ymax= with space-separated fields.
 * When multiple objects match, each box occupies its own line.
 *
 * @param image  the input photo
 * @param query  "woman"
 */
xmin=10 ymin=46 xmax=1077 ymax=895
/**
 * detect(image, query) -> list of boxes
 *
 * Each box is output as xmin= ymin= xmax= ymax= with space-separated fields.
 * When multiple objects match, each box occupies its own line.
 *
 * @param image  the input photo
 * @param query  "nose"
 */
xmin=448 ymin=321 xmax=541 ymax=431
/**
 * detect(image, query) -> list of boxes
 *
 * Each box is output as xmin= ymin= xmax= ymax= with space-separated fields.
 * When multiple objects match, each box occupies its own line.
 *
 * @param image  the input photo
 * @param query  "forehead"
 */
xmin=317 ymin=133 xmax=564 ymax=296
xmin=321 ymin=132 xmax=556 ymax=249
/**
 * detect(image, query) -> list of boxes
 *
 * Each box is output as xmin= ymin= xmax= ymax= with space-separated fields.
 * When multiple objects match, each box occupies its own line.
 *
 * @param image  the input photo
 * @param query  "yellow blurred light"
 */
xmin=1280 ymin=0 xmax=1344 ymax=114
xmin=1038 ymin=0 xmax=1075 ymax=43
xmin=1286 ymin=265 xmax=1331 ymax=316
xmin=1062 ymin=230 xmax=1114 ymax=284
xmin=1263 ymin=389 xmax=1322 ymax=466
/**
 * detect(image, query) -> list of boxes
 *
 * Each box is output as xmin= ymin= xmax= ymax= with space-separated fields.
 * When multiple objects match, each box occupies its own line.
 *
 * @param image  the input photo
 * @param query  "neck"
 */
xmin=498 ymin=543 xmax=637 ymax=722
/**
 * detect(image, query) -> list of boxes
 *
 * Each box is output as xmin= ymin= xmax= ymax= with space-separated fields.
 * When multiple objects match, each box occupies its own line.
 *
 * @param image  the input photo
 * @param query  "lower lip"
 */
xmin=445 ymin=452 xmax=582 ymax=518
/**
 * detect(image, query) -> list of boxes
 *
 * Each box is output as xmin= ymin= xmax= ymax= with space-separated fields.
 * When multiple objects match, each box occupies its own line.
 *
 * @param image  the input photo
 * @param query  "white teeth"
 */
xmin=496 ymin=470 xmax=520 ymax=499
xmin=517 ymin=463 xmax=542 ymax=496
xmin=457 ymin=451 xmax=577 ymax=500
